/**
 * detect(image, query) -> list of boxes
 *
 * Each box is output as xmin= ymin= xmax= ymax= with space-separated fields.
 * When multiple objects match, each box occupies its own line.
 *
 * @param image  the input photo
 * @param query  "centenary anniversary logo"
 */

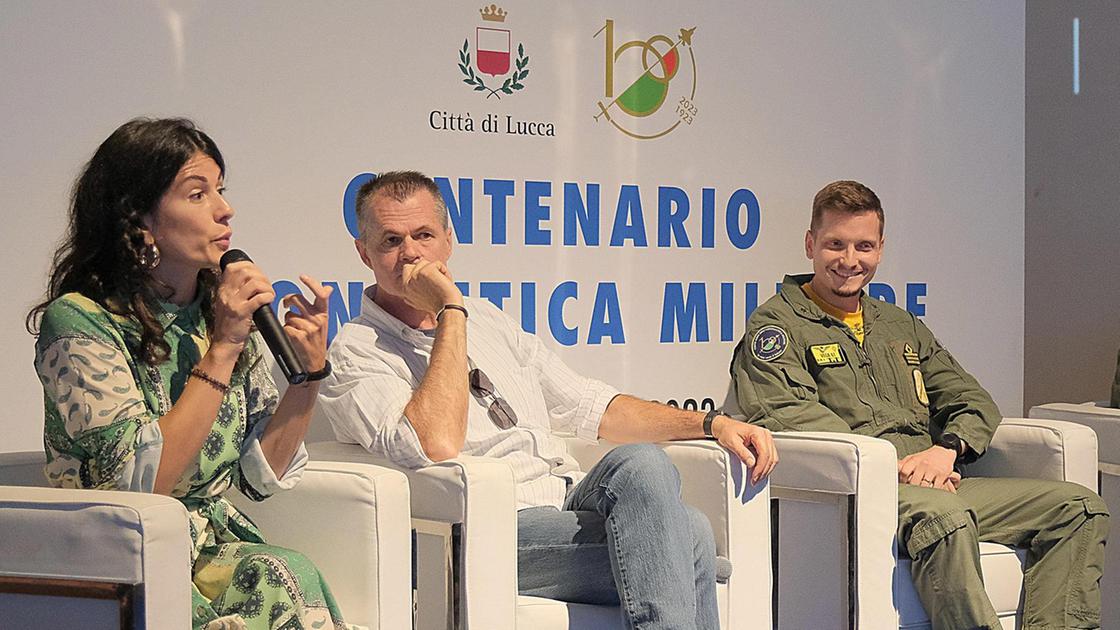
xmin=459 ymin=4 xmax=530 ymax=100
xmin=594 ymin=20 xmax=698 ymax=140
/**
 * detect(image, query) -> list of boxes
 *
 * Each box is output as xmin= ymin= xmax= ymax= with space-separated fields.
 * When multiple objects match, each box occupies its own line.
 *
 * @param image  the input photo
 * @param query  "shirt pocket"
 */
xmin=879 ymin=340 xmax=923 ymax=409
xmin=781 ymin=367 xmax=818 ymax=401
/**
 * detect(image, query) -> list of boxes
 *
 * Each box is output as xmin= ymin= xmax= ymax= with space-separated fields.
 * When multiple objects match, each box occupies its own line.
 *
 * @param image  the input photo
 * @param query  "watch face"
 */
xmin=939 ymin=433 xmax=961 ymax=454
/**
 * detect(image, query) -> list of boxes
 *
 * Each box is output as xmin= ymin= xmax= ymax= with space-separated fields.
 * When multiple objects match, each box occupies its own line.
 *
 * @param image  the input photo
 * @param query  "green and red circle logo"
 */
xmin=594 ymin=20 xmax=698 ymax=140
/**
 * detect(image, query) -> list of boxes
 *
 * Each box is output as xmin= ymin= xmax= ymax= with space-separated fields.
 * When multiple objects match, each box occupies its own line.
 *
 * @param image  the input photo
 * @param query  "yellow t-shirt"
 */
xmin=802 ymin=282 xmax=864 ymax=345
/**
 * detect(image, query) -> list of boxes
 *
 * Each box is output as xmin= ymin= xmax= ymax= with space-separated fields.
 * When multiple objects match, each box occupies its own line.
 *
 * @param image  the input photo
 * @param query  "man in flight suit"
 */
xmin=730 ymin=180 xmax=1109 ymax=629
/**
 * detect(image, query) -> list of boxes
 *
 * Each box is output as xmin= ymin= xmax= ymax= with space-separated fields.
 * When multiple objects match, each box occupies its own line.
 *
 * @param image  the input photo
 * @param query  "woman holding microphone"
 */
xmin=28 ymin=118 xmax=350 ymax=629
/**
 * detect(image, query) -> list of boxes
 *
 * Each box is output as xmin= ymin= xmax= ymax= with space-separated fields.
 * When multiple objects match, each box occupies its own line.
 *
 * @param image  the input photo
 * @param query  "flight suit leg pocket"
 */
xmin=898 ymin=485 xmax=974 ymax=559
xmin=905 ymin=509 xmax=972 ymax=560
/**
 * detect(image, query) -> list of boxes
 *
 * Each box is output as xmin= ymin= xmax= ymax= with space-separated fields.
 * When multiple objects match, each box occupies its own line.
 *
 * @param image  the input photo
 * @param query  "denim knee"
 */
xmin=604 ymin=443 xmax=680 ymax=499
xmin=686 ymin=505 xmax=717 ymax=568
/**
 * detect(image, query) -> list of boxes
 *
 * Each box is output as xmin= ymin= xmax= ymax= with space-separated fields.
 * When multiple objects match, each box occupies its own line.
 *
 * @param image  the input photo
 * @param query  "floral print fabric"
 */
xmin=35 ymin=293 xmax=350 ymax=629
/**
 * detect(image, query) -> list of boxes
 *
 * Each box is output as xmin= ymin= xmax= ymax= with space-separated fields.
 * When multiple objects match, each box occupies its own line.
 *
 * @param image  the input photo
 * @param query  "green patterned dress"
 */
xmin=35 ymin=292 xmax=352 ymax=630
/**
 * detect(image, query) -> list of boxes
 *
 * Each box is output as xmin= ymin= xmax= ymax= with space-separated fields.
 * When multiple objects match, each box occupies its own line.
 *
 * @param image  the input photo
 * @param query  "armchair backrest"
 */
xmin=1030 ymin=402 xmax=1120 ymax=469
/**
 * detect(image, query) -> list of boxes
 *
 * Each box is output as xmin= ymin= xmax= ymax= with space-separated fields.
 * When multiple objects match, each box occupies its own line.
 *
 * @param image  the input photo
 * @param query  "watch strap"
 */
xmin=306 ymin=360 xmax=332 ymax=382
xmin=936 ymin=432 xmax=962 ymax=461
xmin=702 ymin=408 xmax=720 ymax=438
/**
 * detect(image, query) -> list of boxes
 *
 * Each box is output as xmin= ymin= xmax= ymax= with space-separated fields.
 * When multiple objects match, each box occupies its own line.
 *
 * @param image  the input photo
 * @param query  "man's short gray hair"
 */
xmin=355 ymin=171 xmax=449 ymax=238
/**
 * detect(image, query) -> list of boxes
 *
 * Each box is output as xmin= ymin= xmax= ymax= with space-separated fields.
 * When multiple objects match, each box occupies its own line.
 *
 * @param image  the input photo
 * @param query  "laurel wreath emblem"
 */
xmin=459 ymin=39 xmax=530 ymax=99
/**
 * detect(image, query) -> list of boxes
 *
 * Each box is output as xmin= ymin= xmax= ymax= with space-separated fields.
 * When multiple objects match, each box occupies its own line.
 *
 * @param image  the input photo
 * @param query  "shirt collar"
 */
xmin=356 ymin=285 xmax=436 ymax=344
xmin=154 ymin=293 xmax=204 ymax=331
xmin=781 ymin=273 xmax=879 ymax=326
xmin=802 ymin=281 xmax=861 ymax=320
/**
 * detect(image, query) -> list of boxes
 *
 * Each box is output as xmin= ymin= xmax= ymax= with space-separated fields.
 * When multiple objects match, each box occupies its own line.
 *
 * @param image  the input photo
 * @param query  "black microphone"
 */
xmin=219 ymin=249 xmax=308 ymax=385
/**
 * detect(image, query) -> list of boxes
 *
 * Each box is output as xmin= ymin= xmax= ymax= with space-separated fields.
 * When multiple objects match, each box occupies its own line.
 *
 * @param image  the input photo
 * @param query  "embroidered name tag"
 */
xmin=809 ymin=343 xmax=845 ymax=366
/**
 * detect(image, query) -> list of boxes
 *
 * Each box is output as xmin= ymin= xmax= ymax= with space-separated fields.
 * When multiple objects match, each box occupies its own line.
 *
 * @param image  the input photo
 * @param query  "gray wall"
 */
xmin=1025 ymin=3 xmax=1120 ymax=410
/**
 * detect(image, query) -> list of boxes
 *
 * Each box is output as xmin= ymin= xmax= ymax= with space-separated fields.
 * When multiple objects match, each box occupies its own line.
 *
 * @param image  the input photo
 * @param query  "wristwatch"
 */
xmin=935 ymin=432 xmax=963 ymax=460
xmin=306 ymin=360 xmax=333 ymax=382
xmin=702 ymin=408 xmax=721 ymax=438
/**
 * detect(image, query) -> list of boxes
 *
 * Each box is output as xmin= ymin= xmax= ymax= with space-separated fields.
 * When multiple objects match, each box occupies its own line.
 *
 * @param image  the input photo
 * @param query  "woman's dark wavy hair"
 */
xmin=27 ymin=117 xmax=225 ymax=364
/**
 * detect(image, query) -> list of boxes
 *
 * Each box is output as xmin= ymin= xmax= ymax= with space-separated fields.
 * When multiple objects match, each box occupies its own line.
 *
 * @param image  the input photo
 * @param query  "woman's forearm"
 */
xmin=257 ymin=381 xmax=319 ymax=477
xmin=153 ymin=342 xmax=241 ymax=494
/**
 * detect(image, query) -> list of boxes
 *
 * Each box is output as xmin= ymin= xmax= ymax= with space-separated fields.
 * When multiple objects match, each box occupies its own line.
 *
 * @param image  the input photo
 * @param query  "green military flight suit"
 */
xmin=731 ymin=274 xmax=1110 ymax=630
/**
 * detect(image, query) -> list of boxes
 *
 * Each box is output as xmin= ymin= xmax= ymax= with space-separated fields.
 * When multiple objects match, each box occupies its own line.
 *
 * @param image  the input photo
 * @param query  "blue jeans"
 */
xmin=517 ymin=443 xmax=720 ymax=629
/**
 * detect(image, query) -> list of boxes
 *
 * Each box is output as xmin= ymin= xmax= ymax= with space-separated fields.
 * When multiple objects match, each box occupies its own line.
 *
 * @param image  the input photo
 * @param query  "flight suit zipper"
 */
xmin=850 ymin=333 xmax=883 ymax=399
xmin=855 ymin=345 xmax=882 ymax=394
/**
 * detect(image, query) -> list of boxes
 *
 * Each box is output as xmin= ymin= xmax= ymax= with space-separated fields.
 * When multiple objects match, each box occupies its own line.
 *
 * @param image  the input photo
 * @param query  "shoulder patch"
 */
xmin=752 ymin=325 xmax=788 ymax=362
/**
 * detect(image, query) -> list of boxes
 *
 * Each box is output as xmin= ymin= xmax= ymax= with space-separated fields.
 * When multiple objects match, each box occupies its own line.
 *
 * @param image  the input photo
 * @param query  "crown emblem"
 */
xmin=480 ymin=4 xmax=507 ymax=22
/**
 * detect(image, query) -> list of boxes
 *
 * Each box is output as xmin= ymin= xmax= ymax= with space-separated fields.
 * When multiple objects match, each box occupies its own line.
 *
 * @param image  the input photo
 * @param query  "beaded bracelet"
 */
xmin=190 ymin=368 xmax=230 ymax=395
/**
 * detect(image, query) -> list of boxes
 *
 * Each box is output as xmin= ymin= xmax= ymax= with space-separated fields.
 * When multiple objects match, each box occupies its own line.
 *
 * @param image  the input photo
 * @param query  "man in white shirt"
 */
xmin=319 ymin=171 xmax=777 ymax=628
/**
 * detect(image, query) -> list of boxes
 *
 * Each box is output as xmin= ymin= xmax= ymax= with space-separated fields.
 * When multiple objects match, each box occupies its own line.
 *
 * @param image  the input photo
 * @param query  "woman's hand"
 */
xmin=212 ymin=261 xmax=276 ymax=360
xmin=280 ymin=275 xmax=333 ymax=372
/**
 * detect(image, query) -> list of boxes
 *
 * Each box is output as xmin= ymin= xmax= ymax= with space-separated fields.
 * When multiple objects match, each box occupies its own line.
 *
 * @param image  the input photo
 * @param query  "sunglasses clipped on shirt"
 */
xmin=468 ymin=366 xmax=519 ymax=430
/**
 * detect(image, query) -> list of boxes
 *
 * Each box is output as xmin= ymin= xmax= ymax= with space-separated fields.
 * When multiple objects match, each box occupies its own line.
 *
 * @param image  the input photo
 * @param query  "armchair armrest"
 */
xmin=0 ymin=485 xmax=193 ymax=629
xmin=767 ymin=432 xmax=899 ymax=629
xmin=230 ymin=460 xmax=412 ymax=630
xmin=963 ymin=418 xmax=1098 ymax=489
xmin=307 ymin=441 xmax=517 ymax=630
xmin=1029 ymin=402 xmax=1120 ymax=630
xmin=1030 ymin=402 xmax=1120 ymax=468
xmin=564 ymin=438 xmax=772 ymax=626
xmin=658 ymin=440 xmax=771 ymax=624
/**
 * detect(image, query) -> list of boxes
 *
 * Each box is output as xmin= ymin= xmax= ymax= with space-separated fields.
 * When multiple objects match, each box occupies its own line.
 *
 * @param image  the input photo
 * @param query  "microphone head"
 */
xmin=219 ymin=249 xmax=252 ymax=271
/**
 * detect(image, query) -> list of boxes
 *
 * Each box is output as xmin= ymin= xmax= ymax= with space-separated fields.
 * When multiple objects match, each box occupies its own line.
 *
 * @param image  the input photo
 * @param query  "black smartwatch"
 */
xmin=305 ymin=360 xmax=332 ymax=382
xmin=935 ymin=432 xmax=963 ymax=460
xmin=702 ymin=408 xmax=721 ymax=438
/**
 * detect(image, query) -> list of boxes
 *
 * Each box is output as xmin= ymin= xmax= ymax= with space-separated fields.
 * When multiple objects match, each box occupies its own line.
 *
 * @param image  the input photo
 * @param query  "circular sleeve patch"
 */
xmin=752 ymin=325 xmax=788 ymax=362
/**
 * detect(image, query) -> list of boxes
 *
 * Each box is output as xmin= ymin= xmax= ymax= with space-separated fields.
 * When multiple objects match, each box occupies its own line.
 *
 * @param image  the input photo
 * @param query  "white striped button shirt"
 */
xmin=319 ymin=288 xmax=619 ymax=510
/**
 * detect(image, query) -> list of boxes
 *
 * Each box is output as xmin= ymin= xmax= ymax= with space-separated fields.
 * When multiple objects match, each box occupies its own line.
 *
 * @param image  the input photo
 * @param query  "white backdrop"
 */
xmin=0 ymin=1 xmax=1024 ymax=453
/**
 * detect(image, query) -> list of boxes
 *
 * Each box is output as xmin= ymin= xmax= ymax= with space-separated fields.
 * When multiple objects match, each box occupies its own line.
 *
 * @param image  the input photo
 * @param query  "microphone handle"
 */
xmin=219 ymin=249 xmax=308 ymax=384
xmin=252 ymin=307 xmax=308 ymax=385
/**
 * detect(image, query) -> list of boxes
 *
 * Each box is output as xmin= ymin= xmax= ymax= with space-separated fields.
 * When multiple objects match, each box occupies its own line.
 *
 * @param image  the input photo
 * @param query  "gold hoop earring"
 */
xmin=139 ymin=242 xmax=161 ymax=270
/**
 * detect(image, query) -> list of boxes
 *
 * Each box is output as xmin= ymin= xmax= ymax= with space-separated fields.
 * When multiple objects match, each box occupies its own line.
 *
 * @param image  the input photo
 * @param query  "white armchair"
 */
xmin=1029 ymin=401 xmax=1119 ymax=630
xmin=309 ymin=438 xmax=771 ymax=630
xmin=761 ymin=419 xmax=1098 ymax=630
xmin=0 ymin=450 xmax=413 ymax=630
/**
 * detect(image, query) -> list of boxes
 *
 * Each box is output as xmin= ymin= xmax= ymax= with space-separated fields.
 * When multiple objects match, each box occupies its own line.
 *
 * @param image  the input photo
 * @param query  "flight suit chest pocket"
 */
xmin=782 ymin=367 xmax=818 ymax=401
xmin=883 ymin=340 xmax=927 ymax=409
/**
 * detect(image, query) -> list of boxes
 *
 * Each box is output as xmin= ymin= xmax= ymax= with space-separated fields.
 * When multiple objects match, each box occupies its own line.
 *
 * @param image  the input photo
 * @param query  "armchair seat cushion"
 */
xmin=516 ymin=595 xmax=619 ymax=628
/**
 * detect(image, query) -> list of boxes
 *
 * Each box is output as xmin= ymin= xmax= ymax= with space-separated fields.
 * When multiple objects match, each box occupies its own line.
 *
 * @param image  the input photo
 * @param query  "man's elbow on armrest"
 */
xmin=420 ymin=438 xmax=463 ymax=462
